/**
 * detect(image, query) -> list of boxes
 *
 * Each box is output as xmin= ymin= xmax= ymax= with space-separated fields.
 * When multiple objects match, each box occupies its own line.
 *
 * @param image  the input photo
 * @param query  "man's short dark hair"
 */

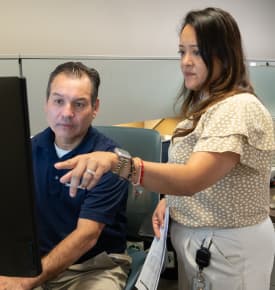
xmin=46 ymin=62 xmax=100 ymax=106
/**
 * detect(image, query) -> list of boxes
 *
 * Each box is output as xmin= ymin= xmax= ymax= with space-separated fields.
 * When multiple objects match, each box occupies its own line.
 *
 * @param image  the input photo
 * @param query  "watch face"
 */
xmin=112 ymin=147 xmax=131 ymax=175
xmin=114 ymin=147 xmax=131 ymax=159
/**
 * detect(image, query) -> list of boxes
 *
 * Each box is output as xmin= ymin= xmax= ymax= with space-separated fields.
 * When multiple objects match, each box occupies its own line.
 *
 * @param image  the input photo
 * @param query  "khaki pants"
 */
xmin=171 ymin=217 xmax=275 ymax=290
xmin=34 ymin=252 xmax=131 ymax=290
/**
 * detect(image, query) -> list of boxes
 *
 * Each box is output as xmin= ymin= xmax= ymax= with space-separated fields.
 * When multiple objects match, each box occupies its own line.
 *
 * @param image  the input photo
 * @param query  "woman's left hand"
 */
xmin=152 ymin=198 xmax=167 ymax=239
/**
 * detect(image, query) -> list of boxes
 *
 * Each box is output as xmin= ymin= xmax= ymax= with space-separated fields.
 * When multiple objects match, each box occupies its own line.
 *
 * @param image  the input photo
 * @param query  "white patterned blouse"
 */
xmin=167 ymin=93 xmax=275 ymax=228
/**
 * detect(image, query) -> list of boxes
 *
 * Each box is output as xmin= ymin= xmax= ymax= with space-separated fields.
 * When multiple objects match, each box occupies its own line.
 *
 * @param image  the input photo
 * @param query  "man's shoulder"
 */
xmin=31 ymin=128 xmax=52 ymax=146
xmin=90 ymin=127 xmax=119 ymax=152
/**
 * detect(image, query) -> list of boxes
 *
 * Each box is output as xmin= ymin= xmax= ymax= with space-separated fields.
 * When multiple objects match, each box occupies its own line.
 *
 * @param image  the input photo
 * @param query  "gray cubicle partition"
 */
xmin=249 ymin=63 xmax=275 ymax=117
xmin=0 ymin=56 xmax=274 ymax=136
xmin=21 ymin=57 xmax=182 ymax=135
xmin=0 ymin=56 xmax=20 ymax=77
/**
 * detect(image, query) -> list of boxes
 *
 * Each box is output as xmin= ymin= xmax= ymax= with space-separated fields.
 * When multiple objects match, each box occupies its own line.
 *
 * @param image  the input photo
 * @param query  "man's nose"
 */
xmin=62 ymin=103 xmax=75 ymax=117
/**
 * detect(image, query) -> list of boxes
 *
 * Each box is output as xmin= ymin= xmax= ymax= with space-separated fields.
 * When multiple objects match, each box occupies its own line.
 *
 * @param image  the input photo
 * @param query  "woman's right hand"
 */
xmin=54 ymin=151 xmax=117 ymax=197
xmin=152 ymin=198 xmax=167 ymax=239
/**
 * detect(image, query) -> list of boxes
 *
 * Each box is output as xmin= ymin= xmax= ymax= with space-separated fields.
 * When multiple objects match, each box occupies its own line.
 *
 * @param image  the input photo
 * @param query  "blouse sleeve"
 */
xmin=194 ymin=94 xmax=275 ymax=170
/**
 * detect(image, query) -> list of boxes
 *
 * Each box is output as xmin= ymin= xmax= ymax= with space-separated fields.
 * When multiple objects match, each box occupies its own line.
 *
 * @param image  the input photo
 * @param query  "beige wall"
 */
xmin=1 ymin=1 xmax=274 ymax=135
xmin=1 ymin=0 xmax=275 ymax=60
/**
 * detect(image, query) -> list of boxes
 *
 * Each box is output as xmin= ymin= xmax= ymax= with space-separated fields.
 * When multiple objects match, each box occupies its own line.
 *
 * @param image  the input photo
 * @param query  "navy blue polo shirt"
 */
xmin=31 ymin=126 xmax=128 ymax=263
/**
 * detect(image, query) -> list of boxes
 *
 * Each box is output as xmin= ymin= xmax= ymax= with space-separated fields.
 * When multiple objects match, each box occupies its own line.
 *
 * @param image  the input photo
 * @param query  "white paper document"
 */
xmin=135 ymin=207 xmax=170 ymax=290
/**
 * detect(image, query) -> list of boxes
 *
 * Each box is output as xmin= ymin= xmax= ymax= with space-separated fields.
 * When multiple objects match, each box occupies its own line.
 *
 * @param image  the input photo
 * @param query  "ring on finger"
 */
xmin=86 ymin=168 xmax=96 ymax=176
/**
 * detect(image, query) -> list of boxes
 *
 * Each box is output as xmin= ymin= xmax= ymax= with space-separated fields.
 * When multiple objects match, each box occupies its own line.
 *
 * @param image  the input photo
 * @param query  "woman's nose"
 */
xmin=182 ymin=52 xmax=193 ymax=66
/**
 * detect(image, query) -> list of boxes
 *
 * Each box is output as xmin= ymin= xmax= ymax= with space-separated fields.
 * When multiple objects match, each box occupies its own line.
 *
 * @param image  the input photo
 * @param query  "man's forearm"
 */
xmin=22 ymin=219 xmax=103 ymax=289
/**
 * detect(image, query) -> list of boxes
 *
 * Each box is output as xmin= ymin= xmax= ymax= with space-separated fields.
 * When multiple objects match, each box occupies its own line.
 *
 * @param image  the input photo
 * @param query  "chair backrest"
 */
xmin=95 ymin=126 xmax=162 ymax=240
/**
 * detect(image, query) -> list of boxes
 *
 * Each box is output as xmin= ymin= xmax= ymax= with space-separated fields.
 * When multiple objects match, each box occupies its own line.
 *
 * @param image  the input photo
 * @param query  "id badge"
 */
xmin=192 ymin=271 xmax=210 ymax=290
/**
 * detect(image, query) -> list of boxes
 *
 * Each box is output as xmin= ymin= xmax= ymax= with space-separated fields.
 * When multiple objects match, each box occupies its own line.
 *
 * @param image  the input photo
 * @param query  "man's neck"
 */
xmin=54 ymin=143 xmax=71 ymax=158
xmin=54 ymin=137 xmax=82 ymax=151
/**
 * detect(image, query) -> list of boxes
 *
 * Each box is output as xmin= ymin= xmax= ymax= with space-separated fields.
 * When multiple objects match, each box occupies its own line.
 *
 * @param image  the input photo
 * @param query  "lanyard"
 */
xmin=192 ymin=238 xmax=212 ymax=290
xmin=196 ymin=238 xmax=212 ymax=271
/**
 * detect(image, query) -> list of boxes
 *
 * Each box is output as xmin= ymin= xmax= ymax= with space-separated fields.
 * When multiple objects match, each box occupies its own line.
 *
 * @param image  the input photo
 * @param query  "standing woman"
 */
xmin=56 ymin=7 xmax=275 ymax=290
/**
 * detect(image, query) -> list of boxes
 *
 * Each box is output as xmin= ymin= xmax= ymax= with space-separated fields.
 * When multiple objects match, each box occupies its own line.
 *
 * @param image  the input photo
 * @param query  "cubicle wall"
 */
xmin=0 ymin=56 xmax=20 ymax=77
xmin=249 ymin=62 xmax=275 ymax=116
xmin=21 ymin=57 xmax=182 ymax=135
xmin=0 ymin=56 xmax=274 ymax=136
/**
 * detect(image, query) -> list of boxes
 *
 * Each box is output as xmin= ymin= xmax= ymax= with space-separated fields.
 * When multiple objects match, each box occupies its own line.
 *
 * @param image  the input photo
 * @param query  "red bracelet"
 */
xmin=131 ymin=158 xmax=144 ymax=186
xmin=140 ymin=159 xmax=144 ymax=185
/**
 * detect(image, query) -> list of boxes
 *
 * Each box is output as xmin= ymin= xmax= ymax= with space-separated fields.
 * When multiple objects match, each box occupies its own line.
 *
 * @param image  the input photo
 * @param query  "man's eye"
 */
xmin=54 ymin=99 xmax=64 ymax=105
xmin=75 ymin=102 xmax=85 ymax=109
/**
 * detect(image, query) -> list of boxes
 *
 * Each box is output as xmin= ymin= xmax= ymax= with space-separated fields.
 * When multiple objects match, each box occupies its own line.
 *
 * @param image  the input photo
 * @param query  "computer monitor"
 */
xmin=161 ymin=139 xmax=171 ymax=163
xmin=0 ymin=77 xmax=42 ymax=276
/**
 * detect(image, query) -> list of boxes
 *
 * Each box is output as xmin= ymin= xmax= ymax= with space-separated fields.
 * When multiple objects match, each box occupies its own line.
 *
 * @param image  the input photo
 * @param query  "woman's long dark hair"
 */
xmin=173 ymin=7 xmax=254 ymax=139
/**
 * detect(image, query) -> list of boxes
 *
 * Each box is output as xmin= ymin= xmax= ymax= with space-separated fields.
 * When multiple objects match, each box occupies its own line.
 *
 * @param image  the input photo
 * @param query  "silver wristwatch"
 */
xmin=112 ymin=147 xmax=132 ymax=175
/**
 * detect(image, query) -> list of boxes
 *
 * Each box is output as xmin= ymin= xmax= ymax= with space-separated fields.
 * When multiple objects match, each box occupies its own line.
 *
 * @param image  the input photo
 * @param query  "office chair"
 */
xmin=95 ymin=126 xmax=162 ymax=290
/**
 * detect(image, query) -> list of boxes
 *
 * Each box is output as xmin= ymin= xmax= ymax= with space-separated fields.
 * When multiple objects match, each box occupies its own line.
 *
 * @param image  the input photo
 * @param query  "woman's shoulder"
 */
xmin=213 ymin=92 xmax=260 ymax=107
xmin=200 ymin=92 xmax=274 ymax=151
xmin=206 ymin=93 xmax=271 ymax=118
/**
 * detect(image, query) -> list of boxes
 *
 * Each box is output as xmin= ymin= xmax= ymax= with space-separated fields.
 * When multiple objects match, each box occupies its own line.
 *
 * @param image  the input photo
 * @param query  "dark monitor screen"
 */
xmin=161 ymin=139 xmax=171 ymax=163
xmin=0 ymin=77 xmax=42 ymax=277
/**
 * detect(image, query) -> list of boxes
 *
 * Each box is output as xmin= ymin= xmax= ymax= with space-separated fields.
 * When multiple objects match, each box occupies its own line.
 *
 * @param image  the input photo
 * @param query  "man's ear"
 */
xmin=92 ymin=99 xmax=100 ymax=119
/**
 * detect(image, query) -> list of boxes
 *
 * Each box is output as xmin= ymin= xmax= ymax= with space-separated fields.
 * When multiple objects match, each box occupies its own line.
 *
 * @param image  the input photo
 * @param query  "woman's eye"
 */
xmin=178 ymin=50 xmax=185 ymax=57
xmin=193 ymin=50 xmax=201 ymax=56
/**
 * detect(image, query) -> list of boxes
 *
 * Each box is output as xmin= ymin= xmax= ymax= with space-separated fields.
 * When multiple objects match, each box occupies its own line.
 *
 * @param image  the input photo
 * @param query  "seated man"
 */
xmin=0 ymin=62 xmax=131 ymax=290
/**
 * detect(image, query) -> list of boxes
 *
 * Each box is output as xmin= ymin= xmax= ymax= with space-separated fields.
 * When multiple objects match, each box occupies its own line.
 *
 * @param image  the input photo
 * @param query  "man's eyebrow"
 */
xmin=51 ymin=92 xmax=88 ymax=102
xmin=51 ymin=92 xmax=64 ymax=98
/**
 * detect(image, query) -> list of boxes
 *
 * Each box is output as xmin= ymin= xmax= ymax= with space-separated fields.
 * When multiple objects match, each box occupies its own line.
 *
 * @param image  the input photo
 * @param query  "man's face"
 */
xmin=45 ymin=73 xmax=99 ymax=150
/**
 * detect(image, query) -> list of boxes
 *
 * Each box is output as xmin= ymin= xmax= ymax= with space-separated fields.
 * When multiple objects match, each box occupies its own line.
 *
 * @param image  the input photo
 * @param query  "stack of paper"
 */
xmin=135 ymin=207 xmax=169 ymax=290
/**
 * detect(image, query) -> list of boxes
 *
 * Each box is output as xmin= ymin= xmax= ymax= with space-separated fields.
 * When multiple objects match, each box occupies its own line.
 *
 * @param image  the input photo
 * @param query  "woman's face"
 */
xmin=179 ymin=24 xmax=208 ymax=91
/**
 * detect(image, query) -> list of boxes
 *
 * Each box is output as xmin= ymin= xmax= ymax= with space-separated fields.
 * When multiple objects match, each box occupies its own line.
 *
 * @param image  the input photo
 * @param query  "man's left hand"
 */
xmin=0 ymin=276 xmax=33 ymax=290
